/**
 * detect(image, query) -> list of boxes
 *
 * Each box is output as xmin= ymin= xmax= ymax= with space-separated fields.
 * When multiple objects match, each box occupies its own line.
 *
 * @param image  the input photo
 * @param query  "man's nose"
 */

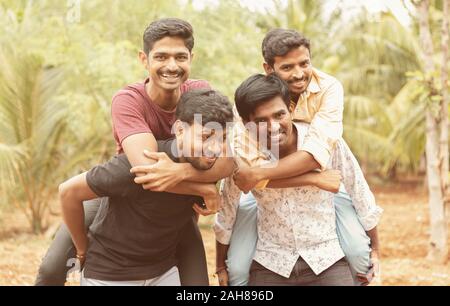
xmin=166 ymin=57 xmax=178 ymax=71
xmin=205 ymin=140 xmax=222 ymax=157
xmin=292 ymin=66 xmax=304 ymax=79
xmin=268 ymin=120 xmax=281 ymax=133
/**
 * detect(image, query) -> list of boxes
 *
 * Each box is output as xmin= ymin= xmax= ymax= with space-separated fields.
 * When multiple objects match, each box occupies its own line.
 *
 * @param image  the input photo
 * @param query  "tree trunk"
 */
xmin=440 ymin=0 xmax=449 ymax=204
xmin=417 ymin=0 xmax=448 ymax=263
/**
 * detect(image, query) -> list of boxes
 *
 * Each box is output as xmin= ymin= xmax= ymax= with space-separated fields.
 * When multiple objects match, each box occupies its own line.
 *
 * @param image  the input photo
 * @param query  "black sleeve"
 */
xmin=86 ymin=154 xmax=135 ymax=198
xmin=157 ymin=138 xmax=178 ymax=162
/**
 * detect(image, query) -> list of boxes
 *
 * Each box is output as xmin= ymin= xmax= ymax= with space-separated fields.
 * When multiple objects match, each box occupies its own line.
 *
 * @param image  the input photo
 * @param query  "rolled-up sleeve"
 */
xmin=332 ymin=139 xmax=383 ymax=231
xmin=301 ymin=81 xmax=344 ymax=169
xmin=214 ymin=177 xmax=242 ymax=245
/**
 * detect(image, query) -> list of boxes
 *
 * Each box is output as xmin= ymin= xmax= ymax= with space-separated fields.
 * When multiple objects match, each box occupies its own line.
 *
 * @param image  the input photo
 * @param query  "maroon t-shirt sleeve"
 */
xmin=184 ymin=80 xmax=211 ymax=91
xmin=111 ymin=94 xmax=152 ymax=144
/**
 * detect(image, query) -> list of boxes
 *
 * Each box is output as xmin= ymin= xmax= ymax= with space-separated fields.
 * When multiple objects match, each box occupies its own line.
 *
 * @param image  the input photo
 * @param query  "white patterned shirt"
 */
xmin=215 ymin=122 xmax=383 ymax=278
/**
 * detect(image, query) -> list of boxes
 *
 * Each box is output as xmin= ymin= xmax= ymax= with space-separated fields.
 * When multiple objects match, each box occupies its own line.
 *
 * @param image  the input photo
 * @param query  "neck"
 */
xmin=290 ymin=93 xmax=300 ymax=103
xmin=146 ymin=80 xmax=181 ymax=111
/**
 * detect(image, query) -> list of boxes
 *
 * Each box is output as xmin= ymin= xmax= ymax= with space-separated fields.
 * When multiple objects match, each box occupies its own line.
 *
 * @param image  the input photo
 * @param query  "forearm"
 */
xmin=166 ymin=181 xmax=215 ymax=197
xmin=184 ymin=157 xmax=235 ymax=183
xmin=60 ymin=191 xmax=89 ymax=255
xmin=59 ymin=173 xmax=99 ymax=255
xmin=267 ymin=171 xmax=318 ymax=188
xmin=366 ymin=226 xmax=380 ymax=254
xmin=255 ymin=151 xmax=320 ymax=181
xmin=216 ymin=240 xmax=230 ymax=270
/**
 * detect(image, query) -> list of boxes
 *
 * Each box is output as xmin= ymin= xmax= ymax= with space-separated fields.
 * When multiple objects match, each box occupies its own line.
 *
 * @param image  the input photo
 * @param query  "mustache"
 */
xmin=158 ymin=69 xmax=185 ymax=75
xmin=267 ymin=129 xmax=286 ymax=137
xmin=287 ymin=77 xmax=307 ymax=84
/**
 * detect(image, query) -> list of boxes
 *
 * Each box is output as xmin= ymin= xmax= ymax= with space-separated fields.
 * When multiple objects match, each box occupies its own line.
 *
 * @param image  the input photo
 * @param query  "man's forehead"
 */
xmin=252 ymin=98 xmax=288 ymax=119
xmin=273 ymin=46 xmax=311 ymax=64
xmin=150 ymin=37 xmax=190 ymax=54
xmin=150 ymin=47 xmax=190 ymax=55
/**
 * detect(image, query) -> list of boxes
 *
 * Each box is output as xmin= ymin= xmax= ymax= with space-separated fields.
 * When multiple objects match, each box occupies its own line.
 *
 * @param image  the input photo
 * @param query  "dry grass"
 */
xmin=1 ymin=183 xmax=449 ymax=286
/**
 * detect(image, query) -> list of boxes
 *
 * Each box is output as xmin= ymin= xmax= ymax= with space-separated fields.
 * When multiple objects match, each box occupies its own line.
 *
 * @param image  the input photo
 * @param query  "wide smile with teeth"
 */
xmin=270 ymin=133 xmax=283 ymax=141
xmin=160 ymin=73 xmax=182 ymax=82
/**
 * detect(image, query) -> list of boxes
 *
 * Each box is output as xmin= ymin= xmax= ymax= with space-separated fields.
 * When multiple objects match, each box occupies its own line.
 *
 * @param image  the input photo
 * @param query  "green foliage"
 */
xmin=0 ymin=0 xmax=448 ymax=232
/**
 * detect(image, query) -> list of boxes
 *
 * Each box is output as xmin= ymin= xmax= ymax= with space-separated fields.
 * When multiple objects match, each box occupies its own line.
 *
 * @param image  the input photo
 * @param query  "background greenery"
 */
xmin=0 ymin=0 xmax=448 ymax=232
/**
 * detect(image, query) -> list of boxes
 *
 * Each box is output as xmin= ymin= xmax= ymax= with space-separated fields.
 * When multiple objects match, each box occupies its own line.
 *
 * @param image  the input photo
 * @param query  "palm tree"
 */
xmin=0 ymin=46 xmax=69 ymax=233
xmin=336 ymin=11 xmax=426 ymax=176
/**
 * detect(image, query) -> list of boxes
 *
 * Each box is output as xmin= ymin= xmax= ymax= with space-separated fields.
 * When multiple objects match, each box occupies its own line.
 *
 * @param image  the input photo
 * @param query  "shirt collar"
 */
xmin=307 ymin=70 xmax=321 ymax=94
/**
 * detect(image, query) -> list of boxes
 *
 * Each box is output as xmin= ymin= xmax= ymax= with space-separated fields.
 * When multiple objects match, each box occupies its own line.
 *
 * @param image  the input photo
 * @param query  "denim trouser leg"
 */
xmin=226 ymin=192 xmax=258 ymax=286
xmin=334 ymin=191 xmax=372 ymax=286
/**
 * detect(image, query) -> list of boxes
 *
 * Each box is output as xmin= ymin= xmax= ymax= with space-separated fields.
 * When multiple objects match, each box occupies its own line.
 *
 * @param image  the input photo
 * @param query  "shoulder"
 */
xmin=181 ymin=79 xmax=211 ymax=92
xmin=86 ymin=154 xmax=134 ymax=197
xmin=313 ymin=68 xmax=343 ymax=92
xmin=89 ymin=155 xmax=132 ymax=178
xmin=157 ymin=138 xmax=178 ymax=162
xmin=112 ymin=81 xmax=146 ymax=108
xmin=293 ymin=121 xmax=310 ymax=135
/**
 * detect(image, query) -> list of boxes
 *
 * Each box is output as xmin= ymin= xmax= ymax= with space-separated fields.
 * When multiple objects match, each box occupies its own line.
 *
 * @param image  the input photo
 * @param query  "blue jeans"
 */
xmin=226 ymin=191 xmax=371 ymax=286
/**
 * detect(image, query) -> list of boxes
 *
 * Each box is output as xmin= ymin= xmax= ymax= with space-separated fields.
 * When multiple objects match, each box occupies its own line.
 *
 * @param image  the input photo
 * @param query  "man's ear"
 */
xmin=263 ymin=62 xmax=274 ymax=75
xmin=139 ymin=50 xmax=149 ymax=70
xmin=174 ymin=120 xmax=184 ymax=137
xmin=190 ymin=52 xmax=194 ymax=63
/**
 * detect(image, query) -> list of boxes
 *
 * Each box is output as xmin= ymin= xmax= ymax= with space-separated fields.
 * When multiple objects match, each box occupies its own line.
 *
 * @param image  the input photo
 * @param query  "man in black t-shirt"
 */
xmin=59 ymin=90 xmax=234 ymax=286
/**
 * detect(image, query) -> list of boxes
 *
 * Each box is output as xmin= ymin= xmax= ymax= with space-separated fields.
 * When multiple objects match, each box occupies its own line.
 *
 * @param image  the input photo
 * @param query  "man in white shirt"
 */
xmin=215 ymin=74 xmax=382 ymax=286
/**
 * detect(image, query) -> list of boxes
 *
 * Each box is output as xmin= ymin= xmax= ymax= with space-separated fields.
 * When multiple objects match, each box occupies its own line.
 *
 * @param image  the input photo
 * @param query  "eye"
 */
xmin=154 ymin=55 xmax=166 ymax=61
xmin=176 ymin=55 xmax=189 ymax=61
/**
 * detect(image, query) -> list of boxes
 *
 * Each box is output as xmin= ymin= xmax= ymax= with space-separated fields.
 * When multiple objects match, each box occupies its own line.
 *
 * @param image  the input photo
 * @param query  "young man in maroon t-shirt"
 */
xmin=35 ymin=18 xmax=234 ymax=286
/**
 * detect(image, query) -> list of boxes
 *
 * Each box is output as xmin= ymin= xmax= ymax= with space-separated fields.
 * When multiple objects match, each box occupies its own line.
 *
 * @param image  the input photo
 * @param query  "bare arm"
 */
xmin=59 ymin=172 xmax=97 ymax=256
xmin=256 ymin=151 xmax=320 ymax=181
xmin=124 ymin=133 xmax=235 ymax=190
xmin=367 ymin=226 xmax=380 ymax=261
xmin=122 ymin=133 xmax=158 ymax=168
xmin=356 ymin=226 xmax=381 ymax=285
xmin=183 ymin=157 xmax=235 ymax=183
xmin=216 ymin=240 xmax=230 ymax=286
xmin=233 ymin=151 xmax=320 ymax=193
xmin=266 ymin=169 xmax=342 ymax=193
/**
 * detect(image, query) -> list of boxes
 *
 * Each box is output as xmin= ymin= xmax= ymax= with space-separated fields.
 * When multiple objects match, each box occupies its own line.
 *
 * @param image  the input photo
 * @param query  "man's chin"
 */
xmin=159 ymin=82 xmax=182 ymax=91
xmin=194 ymin=159 xmax=217 ymax=171
xmin=289 ymin=86 xmax=306 ymax=96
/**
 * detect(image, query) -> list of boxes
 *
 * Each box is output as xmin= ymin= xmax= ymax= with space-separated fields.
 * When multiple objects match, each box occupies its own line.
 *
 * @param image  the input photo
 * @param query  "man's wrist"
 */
xmin=202 ymin=184 xmax=218 ymax=197
xmin=179 ymin=163 xmax=192 ymax=181
xmin=304 ymin=171 xmax=319 ymax=187
xmin=252 ymin=167 xmax=267 ymax=182
xmin=215 ymin=266 xmax=227 ymax=274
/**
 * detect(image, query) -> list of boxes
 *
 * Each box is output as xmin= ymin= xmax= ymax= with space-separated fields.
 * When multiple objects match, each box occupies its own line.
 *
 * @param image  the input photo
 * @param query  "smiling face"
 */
xmin=175 ymin=121 xmax=226 ymax=170
xmin=140 ymin=36 xmax=192 ymax=91
xmin=246 ymin=96 xmax=293 ymax=151
xmin=265 ymin=46 xmax=313 ymax=99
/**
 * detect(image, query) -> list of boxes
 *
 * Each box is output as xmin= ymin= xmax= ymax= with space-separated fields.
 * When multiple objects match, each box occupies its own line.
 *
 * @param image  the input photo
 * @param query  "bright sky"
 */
xmin=188 ymin=0 xmax=412 ymax=26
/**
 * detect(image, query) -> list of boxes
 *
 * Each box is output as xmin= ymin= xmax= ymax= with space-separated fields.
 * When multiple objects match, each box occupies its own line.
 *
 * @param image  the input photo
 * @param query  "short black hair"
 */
xmin=176 ymin=89 xmax=234 ymax=128
xmin=234 ymin=74 xmax=290 ymax=121
xmin=262 ymin=29 xmax=311 ymax=67
xmin=143 ymin=18 xmax=194 ymax=55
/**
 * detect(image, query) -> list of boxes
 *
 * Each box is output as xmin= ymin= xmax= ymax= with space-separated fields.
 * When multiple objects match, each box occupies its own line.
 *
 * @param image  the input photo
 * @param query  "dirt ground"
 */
xmin=1 ymin=183 xmax=449 ymax=286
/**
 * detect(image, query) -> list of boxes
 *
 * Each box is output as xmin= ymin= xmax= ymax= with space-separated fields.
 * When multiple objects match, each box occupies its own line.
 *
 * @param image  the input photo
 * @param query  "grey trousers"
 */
xmin=248 ymin=258 xmax=354 ymax=286
xmin=81 ymin=266 xmax=181 ymax=286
